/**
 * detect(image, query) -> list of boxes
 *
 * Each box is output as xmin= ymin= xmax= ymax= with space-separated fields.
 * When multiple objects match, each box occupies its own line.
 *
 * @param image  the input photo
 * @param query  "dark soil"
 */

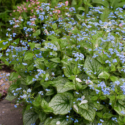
xmin=0 ymin=99 xmax=23 ymax=125
xmin=0 ymin=67 xmax=23 ymax=125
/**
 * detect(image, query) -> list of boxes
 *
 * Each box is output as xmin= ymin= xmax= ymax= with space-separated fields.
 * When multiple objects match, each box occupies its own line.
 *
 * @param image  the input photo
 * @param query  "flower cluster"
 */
xmin=2 ymin=0 xmax=125 ymax=125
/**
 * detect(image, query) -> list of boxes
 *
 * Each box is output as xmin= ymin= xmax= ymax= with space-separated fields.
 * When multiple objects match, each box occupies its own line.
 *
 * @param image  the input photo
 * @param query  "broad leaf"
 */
xmin=39 ymin=111 xmax=46 ymax=122
xmin=52 ymin=23 xmax=57 ymax=29
xmin=92 ymin=0 xmax=109 ymax=7
xmin=74 ymin=104 xmax=96 ymax=121
xmin=24 ymin=53 xmax=34 ymax=60
xmin=33 ymin=94 xmax=41 ymax=107
xmin=114 ymin=103 xmax=125 ymax=116
xmin=41 ymin=99 xmax=53 ymax=113
xmin=98 ymin=71 xmax=110 ymax=80
xmin=5 ymin=91 xmax=16 ymax=101
xmin=49 ymin=92 xmax=73 ymax=115
xmin=103 ymin=113 xmax=113 ymax=119
xmin=9 ymin=72 xmax=19 ymax=81
xmin=64 ymin=82 xmax=75 ymax=90
xmin=44 ymin=118 xmax=52 ymax=125
xmin=50 ymin=58 xmax=60 ymax=63
xmin=78 ymin=103 xmax=88 ymax=110
xmin=33 ymin=29 xmax=40 ymax=36
xmin=23 ymin=110 xmax=38 ymax=125
xmin=104 ymin=120 xmax=118 ymax=125
xmin=84 ymin=56 xmax=103 ymax=78
xmin=26 ymin=76 xmax=34 ymax=85
xmin=63 ymin=64 xmax=74 ymax=77
xmin=50 ymin=117 xmax=73 ymax=125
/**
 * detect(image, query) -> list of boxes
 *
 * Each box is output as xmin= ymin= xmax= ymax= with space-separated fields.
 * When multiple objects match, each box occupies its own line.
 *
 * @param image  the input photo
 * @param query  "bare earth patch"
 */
xmin=0 ymin=70 xmax=23 ymax=125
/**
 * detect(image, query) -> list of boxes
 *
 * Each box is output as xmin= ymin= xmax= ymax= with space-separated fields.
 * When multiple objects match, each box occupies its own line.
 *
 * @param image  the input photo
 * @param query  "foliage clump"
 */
xmin=1 ymin=0 xmax=125 ymax=125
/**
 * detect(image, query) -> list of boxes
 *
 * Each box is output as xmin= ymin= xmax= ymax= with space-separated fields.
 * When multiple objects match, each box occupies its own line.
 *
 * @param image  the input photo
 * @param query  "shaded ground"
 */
xmin=0 ymin=69 xmax=23 ymax=125
xmin=0 ymin=100 xmax=23 ymax=125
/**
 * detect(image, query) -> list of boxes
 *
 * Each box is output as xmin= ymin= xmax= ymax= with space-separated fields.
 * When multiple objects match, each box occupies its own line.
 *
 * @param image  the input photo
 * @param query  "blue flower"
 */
xmin=14 ymin=105 xmax=17 ymax=108
xmin=114 ymin=81 xmax=120 ymax=85
xmin=112 ymin=59 xmax=117 ymax=63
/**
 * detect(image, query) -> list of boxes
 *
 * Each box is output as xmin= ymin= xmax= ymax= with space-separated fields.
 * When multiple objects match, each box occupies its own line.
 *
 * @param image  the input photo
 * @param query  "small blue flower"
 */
xmin=14 ymin=105 xmax=17 ymax=108
xmin=112 ymin=59 xmax=117 ymax=63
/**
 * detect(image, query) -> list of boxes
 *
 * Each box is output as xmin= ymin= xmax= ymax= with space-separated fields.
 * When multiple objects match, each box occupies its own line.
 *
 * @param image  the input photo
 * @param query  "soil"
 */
xmin=0 ymin=100 xmax=23 ymax=125
xmin=0 ymin=69 xmax=23 ymax=125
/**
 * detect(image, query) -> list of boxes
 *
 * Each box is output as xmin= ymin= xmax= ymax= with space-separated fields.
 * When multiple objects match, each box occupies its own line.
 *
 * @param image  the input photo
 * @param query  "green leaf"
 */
xmin=41 ymin=99 xmax=53 ymax=113
xmin=114 ymin=103 xmax=125 ymax=116
xmin=24 ymin=53 xmax=34 ymax=60
xmin=52 ymin=23 xmax=57 ymax=29
xmin=26 ymin=76 xmax=34 ymax=85
xmin=9 ymin=84 xmax=19 ymax=91
xmin=117 ymin=95 xmax=125 ymax=100
xmin=98 ymin=71 xmax=110 ymax=80
xmin=63 ymin=64 xmax=74 ymax=77
xmin=35 ymin=43 xmax=41 ymax=48
xmin=101 ymin=9 xmax=110 ymax=22
xmin=104 ymin=120 xmax=118 ymax=125
xmin=76 ymin=14 xmax=84 ymax=20
xmin=103 ymin=113 xmax=113 ymax=119
xmin=26 ymin=105 xmax=32 ymax=111
xmin=64 ymin=82 xmax=75 ymax=90
xmin=9 ymin=72 xmax=19 ymax=81
xmin=84 ymin=56 xmax=103 ymax=79
xmin=111 ymin=64 xmax=116 ymax=71
xmin=28 ymin=42 xmax=35 ymax=50
xmin=44 ymin=118 xmax=52 ymax=125
xmin=73 ymin=66 xmax=80 ymax=75
xmin=78 ymin=103 xmax=88 ymax=110
xmin=49 ymin=76 xmax=67 ymax=86
xmin=78 ymin=7 xmax=85 ymax=11
xmin=6 ymin=83 xmax=19 ymax=101
xmin=49 ymin=92 xmax=73 ymax=115
xmin=56 ymin=81 xmax=73 ymax=93
xmin=35 ymin=58 xmax=45 ymax=69
xmin=93 ymin=102 xmax=104 ymax=110
xmin=33 ymin=94 xmax=41 ymax=107
xmin=72 ymin=0 xmax=77 ymax=6
xmin=12 ymin=38 xmax=19 ymax=46
xmin=39 ymin=122 xmax=44 ymax=125
xmin=28 ymin=64 xmax=34 ymax=71
xmin=39 ymin=111 xmax=46 ymax=122
xmin=49 ymin=77 xmax=72 ymax=93
xmin=50 ymin=58 xmax=60 ymax=63
xmin=5 ymin=91 xmax=16 ymax=101
xmin=115 ymin=2 xmax=125 ymax=9
xmin=50 ymin=117 xmax=73 ymax=125
xmin=45 ymin=89 xmax=55 ymax=96
xmin=23 ymin=110 xmax=38 ymax=125
xmin=92 ymin=0 xmax=109 ymax=7
xmin=96 ymin=112 xmax=103 ymax=118
xmin=74 ymin=104 xmax=96 ymax=121
xmin=110 ymin=0 xmax=120 ymax=8
xmin=91 ymin=96 xmax=98 ymax=101
xmin=110 ymin=76 xmax=118 ymax=82
xmin=71 ymin=27 xmax=79 ymax=34
xmin=33 ymin=29 xmax=40 ymax=36
xmin=74 ymin=80 xmax=83 ymax=90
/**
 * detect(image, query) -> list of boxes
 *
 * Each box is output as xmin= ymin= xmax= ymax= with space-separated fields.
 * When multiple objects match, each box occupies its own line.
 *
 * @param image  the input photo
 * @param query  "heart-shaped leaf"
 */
xmin=49 ymin=92 xmax=73 ymax=115
xmin=84 ymin=56 xmax=103 ymax=78
xmin=23 ymin=110 xmax=38 ymax=125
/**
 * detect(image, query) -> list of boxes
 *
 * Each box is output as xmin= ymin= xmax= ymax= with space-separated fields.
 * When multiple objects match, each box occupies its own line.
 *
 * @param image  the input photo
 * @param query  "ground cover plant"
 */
xmin=0 ymin=0 xmax=26 ymax=39
xmin=1 ymin=0 xmax=125 ymax=125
